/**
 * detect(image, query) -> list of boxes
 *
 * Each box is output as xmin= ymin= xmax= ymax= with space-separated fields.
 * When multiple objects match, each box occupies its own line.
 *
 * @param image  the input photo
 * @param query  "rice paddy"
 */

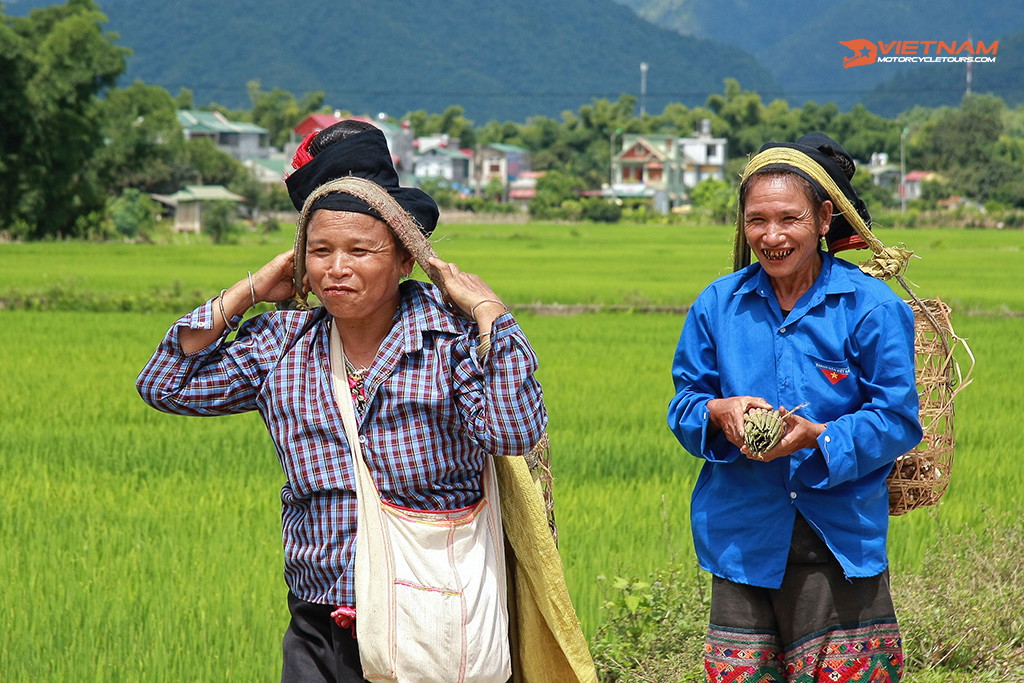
xmin=1 ymin=223 xmax=1021 ymax=680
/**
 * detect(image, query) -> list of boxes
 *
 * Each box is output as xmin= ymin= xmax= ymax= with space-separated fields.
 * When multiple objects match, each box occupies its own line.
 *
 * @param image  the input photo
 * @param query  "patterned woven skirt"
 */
xmin=703 ymin=516 xmax=904 ymax=682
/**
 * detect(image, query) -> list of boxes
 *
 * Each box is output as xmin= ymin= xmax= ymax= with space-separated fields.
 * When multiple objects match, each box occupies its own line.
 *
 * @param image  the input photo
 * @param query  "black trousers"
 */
xmin=282 ymin=592 xmax=368 ymax=683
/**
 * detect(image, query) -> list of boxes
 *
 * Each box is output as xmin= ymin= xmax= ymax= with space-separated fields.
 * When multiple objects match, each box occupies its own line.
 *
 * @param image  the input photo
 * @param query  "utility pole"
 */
xmin=966 ymin=32 xmax=973 ymax=96
xmin=900 ymin=126 xmax=908 ymax=213
xmin=639 ymin=62 xmax=648 ymax=117
xmin=609 ymin=128 xmax=623 ymax=190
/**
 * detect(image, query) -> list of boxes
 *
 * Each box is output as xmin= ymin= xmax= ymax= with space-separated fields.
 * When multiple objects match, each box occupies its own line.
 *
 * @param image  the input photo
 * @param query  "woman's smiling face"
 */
xmin=304 ymin=210 xmax=413 ymax=323
xmin=743 ymin=173 xmax=832 ymax=292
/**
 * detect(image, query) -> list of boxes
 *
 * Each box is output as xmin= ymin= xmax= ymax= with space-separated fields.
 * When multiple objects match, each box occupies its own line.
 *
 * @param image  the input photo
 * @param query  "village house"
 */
xmin=609 ymin=120 xmax=727 ymax=212
xmin=413 ymin=146 xmax=472 ymax=189
xmin=471 ymin=143 xmax=530 ymax=197
xmin=178 ymin=110 xmax=271 ymax=160
xmin=151 ymin=185 xmax=246 ymax=233
xmin=903 ymin=170 xmax=939 ymax=201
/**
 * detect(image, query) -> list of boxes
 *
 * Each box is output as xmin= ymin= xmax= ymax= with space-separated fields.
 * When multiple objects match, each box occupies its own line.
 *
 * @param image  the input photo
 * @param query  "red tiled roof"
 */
xmin=294 ymin=113 xmax=342 ymax=136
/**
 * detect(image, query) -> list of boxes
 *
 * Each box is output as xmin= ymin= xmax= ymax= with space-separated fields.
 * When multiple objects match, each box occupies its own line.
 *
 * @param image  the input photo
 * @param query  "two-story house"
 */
xmin=413 ymin=146 xmax=472 ymax=189
xmin=610 ymin=120 xmax=727 ymax=212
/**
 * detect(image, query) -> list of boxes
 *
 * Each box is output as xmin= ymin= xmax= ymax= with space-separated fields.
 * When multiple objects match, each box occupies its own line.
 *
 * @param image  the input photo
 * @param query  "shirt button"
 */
xmin=790 ymin=492 xmax=798 ymax=499
xmin=358 ymin=435 xmax=367 ymax=444
xmin=780 ymin=327 xmax=787 ymax=334
xmin=824 ymin=436 xmax=831 ymax=443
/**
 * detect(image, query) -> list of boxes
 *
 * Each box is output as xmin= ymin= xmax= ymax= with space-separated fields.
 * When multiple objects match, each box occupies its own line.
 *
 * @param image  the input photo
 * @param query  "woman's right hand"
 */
xmin=180 ymin=249 xmax=298 ymax=355
xmin=251 ymin=249 xmax=299 ymax=304
xmin=706 ymin=395 xmax=773 ymax=449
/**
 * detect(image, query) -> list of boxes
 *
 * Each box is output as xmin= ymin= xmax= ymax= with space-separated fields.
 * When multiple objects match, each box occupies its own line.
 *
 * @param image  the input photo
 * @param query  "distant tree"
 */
xmin=247 ymin=80 xmax=325 ymax=150
xmin=828 ymin=105 xmax=900 ymax=162
xmin=528 ymin=170 xmax=585 ymax=219
xmin=918 ymin=94 xmax=1004 ymax=171
xmin=1 ymin=0 xmax=128 ymax=238
xmin=707 ymin=79 xmax=767 ymax=157
xmin=202 ymin=200 xmax=243 ymax=244
xmin=689 ymin=178 xmax=737 ymax=224
xmin=183 ymin=137 xmax=244 ymax=187
xmin=109 ymin=188 xmax=160 ymax=238
xmin=96 ymin=81 xmax=186 ymax=194
xmin=579 ymin=197 xmax=622 ymax=223
xmin=404 ymin=105 xmax=476 ymax=147
xmin=174 ymin=87 xmax=194 ymax=109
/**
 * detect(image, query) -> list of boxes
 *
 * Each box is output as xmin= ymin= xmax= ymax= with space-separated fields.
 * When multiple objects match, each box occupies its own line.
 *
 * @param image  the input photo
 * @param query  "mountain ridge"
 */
xmin=612 ymin=0 xmax=1024 ymax=115
xmin=7 ymin=0 xmax=779 ymax=122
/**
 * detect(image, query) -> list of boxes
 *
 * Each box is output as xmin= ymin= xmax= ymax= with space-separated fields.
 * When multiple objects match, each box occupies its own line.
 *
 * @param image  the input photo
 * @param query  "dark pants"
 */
xmin=282 ymin=592 xmax=368 ymax=683
xmin=705 ymin=515 xmax=903 ymax=682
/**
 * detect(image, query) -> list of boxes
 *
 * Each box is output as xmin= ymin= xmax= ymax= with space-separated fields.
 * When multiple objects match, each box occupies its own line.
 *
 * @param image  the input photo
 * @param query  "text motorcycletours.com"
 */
xmin=838 ymin=40 xmax=999 ymax=68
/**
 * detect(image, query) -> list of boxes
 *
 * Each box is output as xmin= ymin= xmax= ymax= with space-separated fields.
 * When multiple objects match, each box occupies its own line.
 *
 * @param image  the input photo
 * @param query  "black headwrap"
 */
xmin=285 ymin=125 xmax=439 ymax=235
xmin=745 ymin=133 xmax=871 ymax=254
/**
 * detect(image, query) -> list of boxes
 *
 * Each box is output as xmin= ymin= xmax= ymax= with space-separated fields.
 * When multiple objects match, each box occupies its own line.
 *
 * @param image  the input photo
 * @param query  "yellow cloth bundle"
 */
xmin=494 ymin=456 xmax=598 ymax=683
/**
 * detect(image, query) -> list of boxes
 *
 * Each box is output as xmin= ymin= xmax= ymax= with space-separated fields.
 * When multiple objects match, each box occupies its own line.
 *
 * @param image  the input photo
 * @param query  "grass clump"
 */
xmin=591 ymin=512 xmax=1024 ymax=681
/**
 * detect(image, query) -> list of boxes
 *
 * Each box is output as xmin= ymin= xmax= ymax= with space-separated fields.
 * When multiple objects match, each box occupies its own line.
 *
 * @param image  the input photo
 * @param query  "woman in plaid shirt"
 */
xmin=137 ymin=121 xmax=547 ymax=682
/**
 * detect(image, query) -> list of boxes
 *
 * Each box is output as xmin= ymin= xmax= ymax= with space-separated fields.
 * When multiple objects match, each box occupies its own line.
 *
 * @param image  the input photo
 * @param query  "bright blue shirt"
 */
xmin=667 ymin=252 xmax=922 ymax=588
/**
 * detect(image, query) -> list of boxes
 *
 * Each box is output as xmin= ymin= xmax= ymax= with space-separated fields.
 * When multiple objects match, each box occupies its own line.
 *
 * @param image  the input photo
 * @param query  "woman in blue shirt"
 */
xmin=668 ymin=134 xmax=922 ymax=682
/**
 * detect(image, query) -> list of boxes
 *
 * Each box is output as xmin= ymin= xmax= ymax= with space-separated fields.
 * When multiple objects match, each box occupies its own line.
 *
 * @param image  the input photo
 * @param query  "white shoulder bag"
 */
xmin=329 ymin=323 xmax=511 ymax=683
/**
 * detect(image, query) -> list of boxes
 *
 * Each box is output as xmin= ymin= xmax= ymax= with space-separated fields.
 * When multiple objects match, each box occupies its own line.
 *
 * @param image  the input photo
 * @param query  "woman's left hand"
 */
xmin=428 ymin=257 xmax=507 ymax=333
xmin=742 ymin=406 xmax=826 ymax=462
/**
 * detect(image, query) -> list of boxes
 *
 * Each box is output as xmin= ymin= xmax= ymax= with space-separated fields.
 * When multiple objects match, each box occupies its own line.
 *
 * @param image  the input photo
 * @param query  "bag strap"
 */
xmin=328 ymin=321 xmax=382 ymax=505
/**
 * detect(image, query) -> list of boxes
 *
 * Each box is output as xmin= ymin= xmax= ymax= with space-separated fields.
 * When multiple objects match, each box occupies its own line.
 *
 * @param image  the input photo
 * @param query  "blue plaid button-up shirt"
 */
xmin=137 ymin=280 xmax=546 ymax=607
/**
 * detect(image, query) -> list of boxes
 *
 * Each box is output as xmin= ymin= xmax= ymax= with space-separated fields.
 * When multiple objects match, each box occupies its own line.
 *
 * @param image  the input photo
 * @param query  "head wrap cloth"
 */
xmin=284 ymin=126 xmax=445 ymax=308
xmin=734 ymin=133 xmax=912 ymax=279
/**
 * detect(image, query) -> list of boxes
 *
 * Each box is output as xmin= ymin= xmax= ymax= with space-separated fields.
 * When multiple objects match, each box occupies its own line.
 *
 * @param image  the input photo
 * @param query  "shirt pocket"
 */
xmin=801 ymin=354 xmax=861 ymax=420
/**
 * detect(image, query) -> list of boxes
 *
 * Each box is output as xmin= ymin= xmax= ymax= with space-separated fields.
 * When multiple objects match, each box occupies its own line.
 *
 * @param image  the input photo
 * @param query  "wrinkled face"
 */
xmin=304 ymin=210 xmax=413 ymax=322
xmin=743 ymin=174 xmax=832 ymax=287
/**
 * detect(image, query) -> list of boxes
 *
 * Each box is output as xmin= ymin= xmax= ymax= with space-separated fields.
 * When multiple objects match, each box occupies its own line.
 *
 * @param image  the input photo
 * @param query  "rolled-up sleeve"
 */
xmin=135 ymin=300 xmax=266 ymax=416
xmin=452 ymin=312 xmax=546 ymax=456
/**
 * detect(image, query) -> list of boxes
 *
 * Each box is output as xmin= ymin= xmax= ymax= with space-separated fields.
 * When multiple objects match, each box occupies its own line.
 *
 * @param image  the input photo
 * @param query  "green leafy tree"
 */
xmin=202 ymin=200 xmax=242 ymax=244
xmin=919 ymin=94 xmax=1004 ymax=171
xmin=182 ymin=137 xmax=244 ymax=187
xmin=528 ymin=170 xmax=584 ymax=219
xmin=689 ymin=178 xmax=737 ymax=224
xmin=96 ymin=81 xmax=185 ymax=194
xmin=1 ymin=0 xmax=128 ymax=238
xmin=108 ymin=187 xmax=160 ymax=238
xmin=403 ymin=105 xmax=476 ymax=147
xmin=247 ymin=80 xmax=325 ymax=150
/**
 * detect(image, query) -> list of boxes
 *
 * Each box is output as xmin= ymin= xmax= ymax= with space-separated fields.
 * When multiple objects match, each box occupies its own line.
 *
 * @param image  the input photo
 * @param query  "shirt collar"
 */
xmin=735 ymin=251 xmax=857 ymax=304
xmin=394 ymin=280 xmax=465 ymax=354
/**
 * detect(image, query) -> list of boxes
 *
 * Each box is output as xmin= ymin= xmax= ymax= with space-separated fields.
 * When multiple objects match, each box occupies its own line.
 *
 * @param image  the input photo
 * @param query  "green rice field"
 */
xmin=2 ymin=223 xmax=1021 ymax=680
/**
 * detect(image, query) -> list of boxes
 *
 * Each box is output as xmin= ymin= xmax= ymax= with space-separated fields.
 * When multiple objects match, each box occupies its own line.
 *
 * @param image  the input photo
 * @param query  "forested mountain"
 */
xmin=6 ymin=0 xmax=779 ymax=123
xmin=614 ymin=0 xmax=1024 ymax=115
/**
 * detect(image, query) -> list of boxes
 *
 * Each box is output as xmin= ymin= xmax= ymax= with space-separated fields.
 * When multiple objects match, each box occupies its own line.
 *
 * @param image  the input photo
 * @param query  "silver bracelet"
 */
xmin=218 ymin=289 xmax=239 ymax=332
xmin=470 ymin=299 xmax=507 ymax=317
xmin=246 ymin=270 xmax=257 ymax=308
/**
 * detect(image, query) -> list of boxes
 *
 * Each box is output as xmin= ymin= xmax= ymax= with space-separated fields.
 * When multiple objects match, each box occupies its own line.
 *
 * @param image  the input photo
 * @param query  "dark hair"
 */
xmin=307 ymin=120 xmax=378 ymax=158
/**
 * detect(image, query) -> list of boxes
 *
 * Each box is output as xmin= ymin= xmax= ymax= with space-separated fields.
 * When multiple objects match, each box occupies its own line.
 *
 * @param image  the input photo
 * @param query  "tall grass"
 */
xmin=1 ymin=223 xmax=1020 ymax=679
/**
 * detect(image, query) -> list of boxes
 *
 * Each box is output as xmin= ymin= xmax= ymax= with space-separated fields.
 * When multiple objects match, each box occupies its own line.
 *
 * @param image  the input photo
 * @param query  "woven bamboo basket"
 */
xmin=886 ymin=297 xmax=974 ymax=516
